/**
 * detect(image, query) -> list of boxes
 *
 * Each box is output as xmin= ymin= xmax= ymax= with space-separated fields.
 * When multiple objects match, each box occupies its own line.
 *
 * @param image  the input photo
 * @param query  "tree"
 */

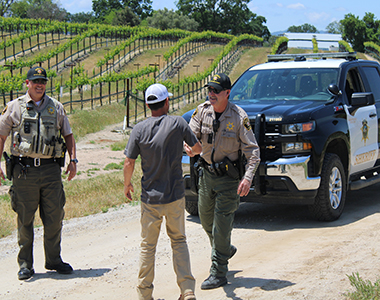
xmin=121 ymin=0 xmax=152 ymax=19
xmin=0 ymin=0 xmax=15 ymax=16
xmin=67 ymin=12 xmax=95 ymax=23
xmin=146 ymin=8 xmax=198 ymax=31
xmin=287 ymin=23 xmax=318 ymax=33
xmin=9 ymin=0 xmax=27 ymax=18
xmin=92 ymin=0 xmax=151 ymax=21
xmin=363 ymin=12 xmax=380 ymax=43
xmin=112 ymin=6 xmax=140 ymax=26
xmin=176 ymin=0 xmax=269 ymax=38
xmin=326 ymin=21 xmax=342 ymax=34
xmin=340 ymin=13 xmax=380 ymax=52
xmin=10 ymin=0 xmax=67 ymax=20
xmin=92 ymin=0 xmax=122 ymax=19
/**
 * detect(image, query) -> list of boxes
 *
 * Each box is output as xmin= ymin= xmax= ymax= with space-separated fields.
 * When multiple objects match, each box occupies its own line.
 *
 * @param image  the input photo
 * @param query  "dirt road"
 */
xmin=1 ymin=123 xmax=380 ymax=299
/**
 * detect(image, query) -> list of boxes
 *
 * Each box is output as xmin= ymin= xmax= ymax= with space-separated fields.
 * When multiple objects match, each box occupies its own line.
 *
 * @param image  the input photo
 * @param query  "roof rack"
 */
xmin=267 ymin=52 xmax=357 ymax=62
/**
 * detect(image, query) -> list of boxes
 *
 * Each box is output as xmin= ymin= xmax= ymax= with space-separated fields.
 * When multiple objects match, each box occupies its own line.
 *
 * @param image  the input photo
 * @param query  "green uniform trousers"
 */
xmin=138 ymin=198 xmax=195 ymax=300
xmin=10 ymin=162 xmax=66 ymax=270
xmin=198 ymin=167 xmax=240 ymax=278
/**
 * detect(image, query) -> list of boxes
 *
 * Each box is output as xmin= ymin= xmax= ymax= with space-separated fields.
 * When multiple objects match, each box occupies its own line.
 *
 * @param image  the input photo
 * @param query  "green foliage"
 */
xmin=271 ymin=36 xmax=289 ymax=54
xmin=104 ymin=161 xmax=124 ymax=170
xmin=345 ymin=272 xmax=380 ymax=299
xmin=175 ymin=0 xmax=269 ymax=38
xmin=341 ymin=13 xmax=380 ymax=52
xmin=364 ymin=41 xmax=380 ymax=60
xmin=312 ymin=37 xmax=318 ymax=53
xmin=287 ymin=23 xmax=318 ymax=33
xmin=147 ymin=8 xmax=199 ymax=31
xmin=112 ymin=7 xmax=141 ymax=26
xmin=326 ymin=20 xmax=342 ymax=34
xmin=339 ymin=40 xmax=354 ymax=52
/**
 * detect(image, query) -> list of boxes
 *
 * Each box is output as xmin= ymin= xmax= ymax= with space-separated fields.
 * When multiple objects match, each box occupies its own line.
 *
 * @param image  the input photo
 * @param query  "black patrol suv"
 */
xmin=182 ymin=52 xmax=380 ymax=221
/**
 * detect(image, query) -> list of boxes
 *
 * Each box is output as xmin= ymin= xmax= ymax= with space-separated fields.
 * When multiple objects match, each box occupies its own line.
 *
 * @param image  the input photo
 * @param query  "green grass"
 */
xmin=345 ymin=273 xmax=380 ymax=299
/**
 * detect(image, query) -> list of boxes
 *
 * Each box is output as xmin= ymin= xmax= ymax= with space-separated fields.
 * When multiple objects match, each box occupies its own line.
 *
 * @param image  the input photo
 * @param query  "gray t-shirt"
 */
xmin=124 ymin=115 xmax=199 ymax=204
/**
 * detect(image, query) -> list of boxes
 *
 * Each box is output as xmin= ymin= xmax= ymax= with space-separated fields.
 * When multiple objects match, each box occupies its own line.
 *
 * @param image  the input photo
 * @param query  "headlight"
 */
xmin=283 ymin=121 xmax=315 ymax=134
xmin=283 ymin=142 xmax=312 ymax=153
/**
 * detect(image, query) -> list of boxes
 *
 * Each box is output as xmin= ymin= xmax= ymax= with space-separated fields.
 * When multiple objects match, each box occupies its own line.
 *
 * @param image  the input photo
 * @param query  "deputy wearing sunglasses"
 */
xmin=0 ymin=66 xmax=77 ymax=280
xmin=187 ymin=73 xmax=260 ymax=290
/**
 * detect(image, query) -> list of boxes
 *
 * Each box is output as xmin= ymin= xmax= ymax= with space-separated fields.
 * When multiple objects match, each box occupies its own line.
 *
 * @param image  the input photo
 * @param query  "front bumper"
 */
xmin=182 ymin=154 xmax=321 ymax=204
xmin=266 ymin=155 xmax=320 ymax=191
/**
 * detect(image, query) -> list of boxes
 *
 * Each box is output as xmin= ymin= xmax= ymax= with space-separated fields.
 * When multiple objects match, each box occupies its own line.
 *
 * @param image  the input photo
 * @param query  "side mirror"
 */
xmin=351 ymin=92 xmax=375 ymax=107
xmin=328 ymin=84 xmax=341 ymax=96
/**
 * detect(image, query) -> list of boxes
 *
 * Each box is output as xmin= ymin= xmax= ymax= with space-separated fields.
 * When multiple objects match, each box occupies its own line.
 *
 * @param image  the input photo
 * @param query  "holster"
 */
xmin=220 ymin=157 xmax=240 ymax=180
xmin=3 ymin=152 xmax=14 ymax=180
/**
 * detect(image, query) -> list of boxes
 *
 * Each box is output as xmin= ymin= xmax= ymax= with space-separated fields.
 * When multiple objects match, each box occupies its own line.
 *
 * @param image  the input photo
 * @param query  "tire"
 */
xmin=185 ymin=197 xmax=199 ymax=216
xmin=309 ymin=153 xmax=346 ymax=221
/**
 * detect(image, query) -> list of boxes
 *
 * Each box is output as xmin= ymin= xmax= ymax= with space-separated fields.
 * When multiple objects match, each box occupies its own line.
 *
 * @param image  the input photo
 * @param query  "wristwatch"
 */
xmin=70 ymin=158 xmax=79 ymax=164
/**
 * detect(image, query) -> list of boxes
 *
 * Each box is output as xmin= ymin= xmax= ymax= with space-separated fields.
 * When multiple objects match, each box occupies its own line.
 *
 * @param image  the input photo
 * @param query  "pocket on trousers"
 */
xmin=9 ymin=185 xmax=17 ymax=212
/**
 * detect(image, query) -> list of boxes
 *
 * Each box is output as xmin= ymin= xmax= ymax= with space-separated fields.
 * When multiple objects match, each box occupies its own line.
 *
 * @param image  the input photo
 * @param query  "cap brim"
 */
xmin=205 ymin=82 xmax=223 ymax=92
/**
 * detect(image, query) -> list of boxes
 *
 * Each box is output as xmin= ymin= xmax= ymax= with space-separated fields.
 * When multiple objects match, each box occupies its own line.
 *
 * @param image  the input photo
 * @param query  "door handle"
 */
xmin=369 ymin=112 xmax=377 ymax=118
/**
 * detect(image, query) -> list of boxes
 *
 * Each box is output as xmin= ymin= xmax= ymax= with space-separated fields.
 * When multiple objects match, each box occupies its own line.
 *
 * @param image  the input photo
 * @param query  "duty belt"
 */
xmin=12 ymin=156 xmax=57 ymax=167
xmin=199 ymin=157 xmax=221 ymax=176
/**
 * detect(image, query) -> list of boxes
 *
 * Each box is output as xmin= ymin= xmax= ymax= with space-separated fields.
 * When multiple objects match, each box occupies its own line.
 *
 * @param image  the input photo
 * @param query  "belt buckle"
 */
xmin=34 ymin=157 xmax=40 ymax=167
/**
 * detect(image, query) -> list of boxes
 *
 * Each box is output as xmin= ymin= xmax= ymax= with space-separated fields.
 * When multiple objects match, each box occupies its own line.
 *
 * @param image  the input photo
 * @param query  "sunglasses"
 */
xmin=207 ymin=87 xmax=224 ymax=94
xmin=31 ymin=79 xmax=47 ymax=85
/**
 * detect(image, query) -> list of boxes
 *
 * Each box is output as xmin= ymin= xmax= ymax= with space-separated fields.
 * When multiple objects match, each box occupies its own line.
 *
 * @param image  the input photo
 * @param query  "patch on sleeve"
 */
xmin=1 ymin=105 xmax=8 ymax=115
xmin=191 ymin=107 xmax=198 ymax=118
xmin=243 ymin=117 xmax=251 ymax=131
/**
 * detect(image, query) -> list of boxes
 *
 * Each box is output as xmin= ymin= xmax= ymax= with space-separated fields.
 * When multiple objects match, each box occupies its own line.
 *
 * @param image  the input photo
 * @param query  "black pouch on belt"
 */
xmin=3 ymin=152 xmax=14 ymax=180
xmin=220 ymin=157 xmax=240 ymax=180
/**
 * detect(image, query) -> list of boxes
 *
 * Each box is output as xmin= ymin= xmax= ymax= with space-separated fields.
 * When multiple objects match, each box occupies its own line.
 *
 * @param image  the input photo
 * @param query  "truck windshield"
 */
xmin=230 ymin=68 xmax=339 ymax=102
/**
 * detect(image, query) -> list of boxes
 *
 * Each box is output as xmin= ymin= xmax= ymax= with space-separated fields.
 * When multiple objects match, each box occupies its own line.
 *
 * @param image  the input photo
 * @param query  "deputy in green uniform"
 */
xmin=0 ymin=66 xmax=77 ymax=280
xmin=188 ymin=73 xmax=260 ymax=290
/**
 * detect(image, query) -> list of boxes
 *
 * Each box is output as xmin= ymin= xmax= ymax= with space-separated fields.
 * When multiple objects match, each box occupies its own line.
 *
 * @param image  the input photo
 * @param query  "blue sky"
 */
xmin=60 ymin=0 xmax=379 ymax=33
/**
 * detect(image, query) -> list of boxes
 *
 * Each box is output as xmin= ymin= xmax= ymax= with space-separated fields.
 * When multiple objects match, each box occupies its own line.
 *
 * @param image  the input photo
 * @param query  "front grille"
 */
xmin=251 ymin=121 xmax=283 ymax=161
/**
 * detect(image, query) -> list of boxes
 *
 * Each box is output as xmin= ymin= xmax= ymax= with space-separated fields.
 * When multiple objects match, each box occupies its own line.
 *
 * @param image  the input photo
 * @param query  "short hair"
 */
xmin=147 ymin=95 xmax=166 ymax=111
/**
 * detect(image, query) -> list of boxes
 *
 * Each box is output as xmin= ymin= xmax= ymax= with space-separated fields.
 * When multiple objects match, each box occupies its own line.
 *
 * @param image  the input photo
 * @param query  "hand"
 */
xmin=184 ymin=143 xmax=195 ymax=157
xmin=237 ymin=178 xmax=250 ymax=197
xmin=124 ymin=183 xmax=134 ymax=200
xmin=65 ymin=161 xmax=77 ymax=181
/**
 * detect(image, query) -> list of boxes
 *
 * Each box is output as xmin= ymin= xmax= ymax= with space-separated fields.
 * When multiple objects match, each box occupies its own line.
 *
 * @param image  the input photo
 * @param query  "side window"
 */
xmin=362 ymin=66 xmax=380 ymax=101
xmin=345 ymin=68 xmax=364 ymax=102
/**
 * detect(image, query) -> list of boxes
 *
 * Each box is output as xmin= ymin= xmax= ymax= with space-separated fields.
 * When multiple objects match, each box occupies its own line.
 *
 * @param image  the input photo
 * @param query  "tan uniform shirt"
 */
xmin=0 ymin=93 xmax=72 ymax=149
xmin=189 ymin=100 xmax=260 ymax=183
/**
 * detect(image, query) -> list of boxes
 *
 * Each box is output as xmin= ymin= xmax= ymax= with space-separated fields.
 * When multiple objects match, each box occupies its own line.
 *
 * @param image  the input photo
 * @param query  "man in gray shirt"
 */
xmin=123 ymin=83 xmax=202 ymax=300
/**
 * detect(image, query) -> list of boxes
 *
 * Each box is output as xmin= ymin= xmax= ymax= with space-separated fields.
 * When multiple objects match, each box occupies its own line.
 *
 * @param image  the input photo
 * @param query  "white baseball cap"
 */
xmin=145 ymin=83 xmax=173 ymax=104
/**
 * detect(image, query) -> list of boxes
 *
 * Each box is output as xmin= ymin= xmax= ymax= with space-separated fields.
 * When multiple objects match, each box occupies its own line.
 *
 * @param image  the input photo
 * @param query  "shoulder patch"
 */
xmin=243 ymin=117 xmax=252 ymax=131
xmin=1 ymin=105 xmax=8 ymax=115
xmin=192 ymin=107 xmax=198 ymax=118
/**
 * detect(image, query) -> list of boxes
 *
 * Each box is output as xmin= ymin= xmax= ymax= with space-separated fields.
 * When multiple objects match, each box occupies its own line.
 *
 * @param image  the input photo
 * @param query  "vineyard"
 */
xmin=0 ymin=17 xmax=263 ymax=124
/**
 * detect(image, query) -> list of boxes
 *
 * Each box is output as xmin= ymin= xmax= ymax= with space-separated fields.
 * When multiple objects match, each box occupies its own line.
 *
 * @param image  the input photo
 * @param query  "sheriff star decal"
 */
xmin=361 ymin=119 xmax=369 ymax=145
xmin=226 ymin=122 xmax=234 ymax=131
xmin=47 ymin=106 xmax=55 ymax=115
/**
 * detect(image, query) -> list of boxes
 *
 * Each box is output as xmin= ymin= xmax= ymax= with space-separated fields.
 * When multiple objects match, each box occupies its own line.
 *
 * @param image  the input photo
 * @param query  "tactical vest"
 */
xmin=11 ymin=97 xmax=65 ymax=159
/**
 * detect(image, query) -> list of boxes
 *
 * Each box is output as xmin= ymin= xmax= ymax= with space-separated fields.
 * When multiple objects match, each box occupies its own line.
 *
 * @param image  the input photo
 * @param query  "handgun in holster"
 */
xmin=220 ymin=156 xmax=240 ymax=180
xmin=3 ymin=152 xmax=14 ymax=180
